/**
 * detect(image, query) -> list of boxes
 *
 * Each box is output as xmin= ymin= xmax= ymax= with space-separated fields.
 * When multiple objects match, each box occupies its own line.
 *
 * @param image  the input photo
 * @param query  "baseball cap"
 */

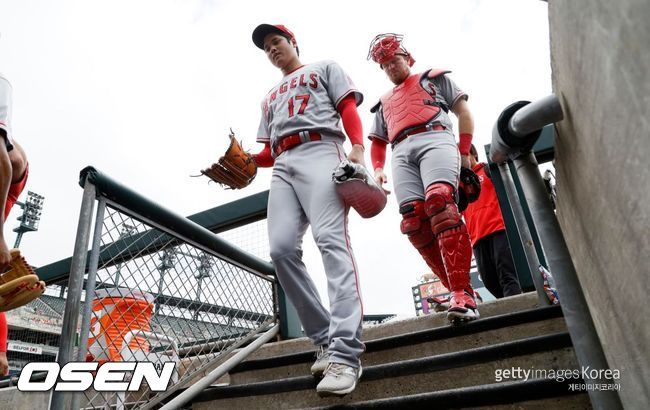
xmin=252 ymin=24 xmax=297 ymax=49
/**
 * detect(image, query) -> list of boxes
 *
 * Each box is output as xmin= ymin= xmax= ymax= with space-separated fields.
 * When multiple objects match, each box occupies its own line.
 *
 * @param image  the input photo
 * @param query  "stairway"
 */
xmin=188 ymin=293 xmax=591 ymax=409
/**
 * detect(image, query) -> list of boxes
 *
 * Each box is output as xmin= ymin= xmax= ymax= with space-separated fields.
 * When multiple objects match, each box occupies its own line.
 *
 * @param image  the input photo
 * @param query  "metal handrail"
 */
xmin=78 ymin=166 xmax=274 ymax=278
xmin=489 ymin=95 xmax=622 ymax=409
xmin=52 ymin=167 xmax=279 ymax=410
xmin=36 ymin=175 xmax=273 ymax=285
xmin=159 ymin=324 xmax=280 ymax=410
xmin=508 ymin=94 xmax=564 ymax=138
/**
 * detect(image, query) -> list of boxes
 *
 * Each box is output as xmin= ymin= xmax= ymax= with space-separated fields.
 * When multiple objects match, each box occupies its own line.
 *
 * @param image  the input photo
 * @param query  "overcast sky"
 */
xmin=0 ymin=0 xmax=551 ymax=317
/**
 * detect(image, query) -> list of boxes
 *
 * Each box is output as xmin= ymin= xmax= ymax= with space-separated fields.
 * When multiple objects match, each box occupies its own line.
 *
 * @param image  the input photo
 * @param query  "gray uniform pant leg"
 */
xmin=268 ymin=163 xmax=330 ymax=347
xmin=268 ymin=141 xmax=364 ymax=368
xmin=392 ymin=130 xmax=460 ymax=205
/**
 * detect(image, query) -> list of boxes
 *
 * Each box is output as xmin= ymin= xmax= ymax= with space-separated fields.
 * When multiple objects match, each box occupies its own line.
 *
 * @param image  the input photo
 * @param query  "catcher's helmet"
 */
xmin=332 ymin=160 xmax=387 ymax=218
xmin=368 ymin=33 xmax=415 ymax=67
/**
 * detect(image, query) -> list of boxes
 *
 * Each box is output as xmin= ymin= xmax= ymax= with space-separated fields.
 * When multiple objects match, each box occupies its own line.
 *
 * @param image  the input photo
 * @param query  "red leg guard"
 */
xmin=399 ymin=200 xmax=450 ymax=290
xmin=424 ymin=183 xmax=473 ymax=295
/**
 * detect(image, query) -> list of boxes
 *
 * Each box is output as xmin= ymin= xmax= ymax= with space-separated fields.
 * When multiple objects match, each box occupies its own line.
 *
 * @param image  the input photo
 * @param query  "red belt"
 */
xmin=274 ymin=131 xmax=322 ymax=155
xmin=391 ymin=124 xmax=445 ymax=147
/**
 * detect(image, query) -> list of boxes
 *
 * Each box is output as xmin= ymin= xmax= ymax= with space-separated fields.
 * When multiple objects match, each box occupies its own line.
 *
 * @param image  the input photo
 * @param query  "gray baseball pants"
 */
xmin=267 ymin=140 xmax=364 ymax=368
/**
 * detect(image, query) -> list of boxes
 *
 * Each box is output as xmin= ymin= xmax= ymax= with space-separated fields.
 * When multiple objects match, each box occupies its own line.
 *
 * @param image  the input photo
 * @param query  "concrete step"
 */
xmin=310 ymin=378 xmax=591 ymax=409
xmin=246 ymin=292 xmax=544 ymax=362
xmin=191 ymin=331 xmax=583 ymax=409
xmin=178 ymin=292 xmax=546 ymax=386
xmin=229 ymin=305 xmax=565 ymax=385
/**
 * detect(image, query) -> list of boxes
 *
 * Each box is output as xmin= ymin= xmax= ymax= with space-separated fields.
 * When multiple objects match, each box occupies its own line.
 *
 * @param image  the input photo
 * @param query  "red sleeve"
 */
xmin=252 ymin=142 xmax=274 ymax=168
xmin=336 ymin=94 xmax=363 ymax=147
xmin=0 ymin=313 xmax=7 ymax=352
xmin=370 ymin=138 xmax=388 ymax=170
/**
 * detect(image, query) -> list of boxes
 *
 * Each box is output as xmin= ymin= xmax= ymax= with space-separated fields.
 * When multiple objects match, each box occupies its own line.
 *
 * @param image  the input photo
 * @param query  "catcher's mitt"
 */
xmin=200 ymin=130 xmax=257 ymax=189
xmin=0 ymin=249 xmax=46 ymax=312
xmin=457 ymin=167 xmax=481 ymax=212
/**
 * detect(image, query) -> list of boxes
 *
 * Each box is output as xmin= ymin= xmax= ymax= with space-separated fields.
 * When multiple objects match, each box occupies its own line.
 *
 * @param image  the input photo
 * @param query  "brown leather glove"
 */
xmin=0 ymin=249 xmax=46 ymax=312
xmin=201 ymin=130 xmax=257 ymax=189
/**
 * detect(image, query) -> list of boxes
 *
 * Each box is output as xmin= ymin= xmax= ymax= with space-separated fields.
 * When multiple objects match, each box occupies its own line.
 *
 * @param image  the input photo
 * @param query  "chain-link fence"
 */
xmin=53 ymin=168 xmax=277 ymax=409
xmin=216 ymin=219 xmax=270 ymax=261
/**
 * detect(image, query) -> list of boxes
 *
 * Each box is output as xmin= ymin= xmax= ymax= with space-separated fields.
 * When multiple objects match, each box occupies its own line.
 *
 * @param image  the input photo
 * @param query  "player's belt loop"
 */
xmin=299 ymin=130 xmax=311 ymax=143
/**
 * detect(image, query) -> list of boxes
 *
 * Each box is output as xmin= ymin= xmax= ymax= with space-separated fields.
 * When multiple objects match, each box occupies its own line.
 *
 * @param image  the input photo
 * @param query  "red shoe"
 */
xmin=447 ymin=290 xmax=480 ymax=324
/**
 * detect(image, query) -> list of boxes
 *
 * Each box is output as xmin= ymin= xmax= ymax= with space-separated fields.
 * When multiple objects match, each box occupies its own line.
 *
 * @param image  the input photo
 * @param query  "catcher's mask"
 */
xmin=252 ymin=24 xmax=299 ymax=56
xmin=367 ymin=33 xmax=415 ymax=67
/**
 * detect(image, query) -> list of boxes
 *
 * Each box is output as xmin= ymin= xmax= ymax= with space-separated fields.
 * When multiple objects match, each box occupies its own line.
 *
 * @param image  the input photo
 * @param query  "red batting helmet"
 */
xmin=367 ymin=33 xmax=415 ymax=67
xmin=252 ymin=24 xmax=299 ymax=55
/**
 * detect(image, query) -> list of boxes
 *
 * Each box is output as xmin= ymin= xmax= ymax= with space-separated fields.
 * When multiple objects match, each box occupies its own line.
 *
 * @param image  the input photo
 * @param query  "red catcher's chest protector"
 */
xmin=380 ymin=69 xmax=449 ymax=142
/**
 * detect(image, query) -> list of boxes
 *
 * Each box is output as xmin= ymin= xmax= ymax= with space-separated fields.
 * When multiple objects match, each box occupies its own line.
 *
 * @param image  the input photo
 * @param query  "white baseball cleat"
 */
xmin=316 ymin=362 xmax=362 ymax=397
xmin=311 ymin=345 xmax=330 ymax=377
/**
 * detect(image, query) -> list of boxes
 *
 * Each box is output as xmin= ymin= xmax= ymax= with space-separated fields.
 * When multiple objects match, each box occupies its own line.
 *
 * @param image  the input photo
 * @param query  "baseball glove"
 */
xmin=200 ymin=129 xmax=257 ymax=189
xmin=457 ymin=167 xmax=481 ymax=212
xmin=0 ymin=249 xmax=46 ymax=312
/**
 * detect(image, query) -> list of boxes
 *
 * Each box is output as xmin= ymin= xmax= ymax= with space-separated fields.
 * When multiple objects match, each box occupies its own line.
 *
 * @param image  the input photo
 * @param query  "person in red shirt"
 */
xmin=462 ymin=144 xmax=521 ymax=298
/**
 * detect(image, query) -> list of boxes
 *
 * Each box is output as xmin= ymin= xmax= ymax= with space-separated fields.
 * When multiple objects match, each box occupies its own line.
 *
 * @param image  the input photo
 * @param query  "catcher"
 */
xmin=367 ymin=33 xmax=481 ymax=324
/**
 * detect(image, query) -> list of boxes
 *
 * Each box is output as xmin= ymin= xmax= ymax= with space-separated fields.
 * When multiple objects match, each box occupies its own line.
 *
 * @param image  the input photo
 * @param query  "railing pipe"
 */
xmin=159 ymin=324 xmax=279 ymax=410
xmin=498 ymin=163 xmax=550 ymax=305
xmin=509 ymin=94 xmax=564 ymax=137
xmin=78 ymin=166 xmax=274 ymax=278
xmin=513 ymin=152 xmax=621 ymax=410
xmin=50 ymin=182 xmax=96 ymax=410
xmin=491 ymin=95 xmax=621 ymax=409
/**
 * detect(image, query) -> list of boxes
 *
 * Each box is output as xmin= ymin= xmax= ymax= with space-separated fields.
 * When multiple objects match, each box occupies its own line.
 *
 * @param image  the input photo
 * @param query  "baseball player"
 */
xmin=0 ymin=73 xmax=29 ymax=376
xmin=249 ymin=24 xmax=365 ymax=396
xmin=367 ymin=34 xmax=479 ymax=324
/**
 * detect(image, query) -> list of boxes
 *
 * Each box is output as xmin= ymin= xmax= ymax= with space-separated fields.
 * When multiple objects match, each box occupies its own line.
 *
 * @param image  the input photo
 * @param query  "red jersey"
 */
xmin=462 ymin=163 xmax=506 ymax=246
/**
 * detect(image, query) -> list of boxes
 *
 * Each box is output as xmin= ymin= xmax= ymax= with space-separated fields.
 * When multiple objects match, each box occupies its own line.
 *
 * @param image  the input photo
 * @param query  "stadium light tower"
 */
xmin=13 ymin=191 xmax=45 ymax=248
xmin=193 ymin=253 xmax=213 ymax=319
xmin=155 ymin=247 xmax=177 ymax=314
xmin=113 ymin=223 xmax=136 ymax=286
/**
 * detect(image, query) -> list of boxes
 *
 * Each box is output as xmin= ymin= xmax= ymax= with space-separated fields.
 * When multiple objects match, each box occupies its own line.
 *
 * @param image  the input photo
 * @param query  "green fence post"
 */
xmin=277 ymin=285 xmax=304 ymax=339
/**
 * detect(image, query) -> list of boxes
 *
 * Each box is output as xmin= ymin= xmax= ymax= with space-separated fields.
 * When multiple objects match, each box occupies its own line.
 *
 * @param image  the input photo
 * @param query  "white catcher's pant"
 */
xmin=268 ymin=140 xmax=364 ymax=368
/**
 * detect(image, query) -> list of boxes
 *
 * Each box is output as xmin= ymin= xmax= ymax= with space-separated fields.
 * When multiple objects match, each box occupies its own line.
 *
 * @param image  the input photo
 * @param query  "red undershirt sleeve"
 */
xmin=370 ymin=138 xmax=388 ymax=170
xmin=336 ymin=94 xmax=364 ymax=147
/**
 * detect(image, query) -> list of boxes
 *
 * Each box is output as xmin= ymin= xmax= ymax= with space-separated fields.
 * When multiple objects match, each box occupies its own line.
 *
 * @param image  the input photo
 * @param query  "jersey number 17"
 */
xmin=287 ymin=94 xmax=310 ymax=117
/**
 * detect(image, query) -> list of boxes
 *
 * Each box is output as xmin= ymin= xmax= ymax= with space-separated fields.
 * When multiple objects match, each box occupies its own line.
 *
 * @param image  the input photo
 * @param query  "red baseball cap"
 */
xmin=252 ymin=24 xmax=297 ymax=49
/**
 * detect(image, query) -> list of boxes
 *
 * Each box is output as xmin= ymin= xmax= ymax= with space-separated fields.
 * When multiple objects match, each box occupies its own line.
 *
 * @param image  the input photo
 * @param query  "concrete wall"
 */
xmin=548 ymin=1 xmax=650 ymax=407
xmin=0 ymin=388 xmax=50 ymax=410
